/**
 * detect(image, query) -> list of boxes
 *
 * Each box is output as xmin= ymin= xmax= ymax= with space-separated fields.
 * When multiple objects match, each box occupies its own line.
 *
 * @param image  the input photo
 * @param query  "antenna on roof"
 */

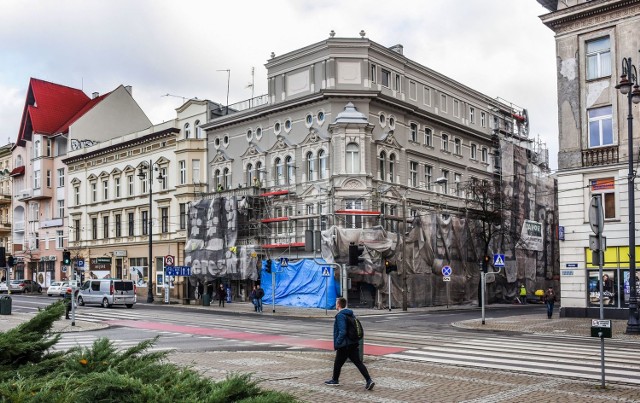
xmin=162 ymin=93 xmax=189 ymax=103
xmin=246 ymin=67 xmax=255 ymax=99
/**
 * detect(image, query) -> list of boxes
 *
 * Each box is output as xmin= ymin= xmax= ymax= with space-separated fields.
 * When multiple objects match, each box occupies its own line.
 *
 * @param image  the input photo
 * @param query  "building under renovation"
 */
xmin=186 ymin=34 xmax=559 ymax=308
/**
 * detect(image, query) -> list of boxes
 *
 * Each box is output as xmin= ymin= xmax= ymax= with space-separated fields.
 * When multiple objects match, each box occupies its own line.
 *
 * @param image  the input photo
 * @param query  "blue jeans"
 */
xmin=546 ymin=302 xmax=554 ymax=318
xmin=256 ymin=298 xmax=263 ymax=312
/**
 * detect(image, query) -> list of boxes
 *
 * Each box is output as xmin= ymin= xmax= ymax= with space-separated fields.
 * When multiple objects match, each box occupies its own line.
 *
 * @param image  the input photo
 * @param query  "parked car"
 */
xmin=77 ymin=279 xmax=136 ymax=308
xmin=0 ymin=282 xmax=7 ymax=293
xmin=10 ymin=279 xmax=42 ymax=293
xmin=47 ymin=281 xmax=69 ymax=297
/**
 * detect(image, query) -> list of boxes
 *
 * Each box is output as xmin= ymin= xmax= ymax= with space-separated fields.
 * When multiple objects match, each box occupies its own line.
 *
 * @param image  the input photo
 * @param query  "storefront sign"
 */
xmin=113 ymin=250 xmax=127 ymax=257
xmin=590 ymin=178 xmax=614 ymax=191
xmin=90 ymin=257 xmax=112 ymax=271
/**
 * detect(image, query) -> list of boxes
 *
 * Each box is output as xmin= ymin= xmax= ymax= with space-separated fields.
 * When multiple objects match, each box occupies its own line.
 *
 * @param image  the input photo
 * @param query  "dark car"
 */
xmin=9 ymin=279 xmax=42 ymax=293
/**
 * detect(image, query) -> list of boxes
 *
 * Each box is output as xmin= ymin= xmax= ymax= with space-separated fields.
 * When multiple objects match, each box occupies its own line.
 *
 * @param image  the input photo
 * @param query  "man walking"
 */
xmin=325 ymin=297 xmax=374 ymax=390
xmin=255 ymin=285 xmax=264 ymax=313
xmin=544 ymin=287 xmax=556 ymax=319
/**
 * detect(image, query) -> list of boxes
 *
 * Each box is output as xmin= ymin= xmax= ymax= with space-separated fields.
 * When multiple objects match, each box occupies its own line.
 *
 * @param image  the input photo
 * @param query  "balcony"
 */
xmin=0 ymin=193 xmax=11 ymax=205
xmin=13 ymin=220 xmax=24 ymax=232
xmin=16 ymin=188 xmax=32 ymax=201
xmin=582 ymin=146 xmax=619 ymax=167
xmin=0 ymin=220 xmax=11 ymax=234
xmin=41 ymin=218 xmax=63 ymax=228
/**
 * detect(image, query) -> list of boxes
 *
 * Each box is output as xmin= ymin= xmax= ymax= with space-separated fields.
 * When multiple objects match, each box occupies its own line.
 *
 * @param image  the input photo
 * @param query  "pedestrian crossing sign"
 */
xmin=321 ymin=267 xmax=331 ymax=277
xmin=493 ymin=254 xmax=505 ymax=267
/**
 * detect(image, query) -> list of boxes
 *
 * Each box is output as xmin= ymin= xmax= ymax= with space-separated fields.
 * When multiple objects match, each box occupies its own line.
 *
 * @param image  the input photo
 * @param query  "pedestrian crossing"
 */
xmin=52 ymin=333 xmax=176 ymax=353
xmin=386 ymin=334 xmax=640 ymax=385
xmin=69 ymin=307 xmax=154 ymax=323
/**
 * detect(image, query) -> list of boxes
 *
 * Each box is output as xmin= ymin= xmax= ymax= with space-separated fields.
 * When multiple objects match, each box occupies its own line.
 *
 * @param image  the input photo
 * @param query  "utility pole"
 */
xmin=402 ymin=195 xmax=408 ymax=311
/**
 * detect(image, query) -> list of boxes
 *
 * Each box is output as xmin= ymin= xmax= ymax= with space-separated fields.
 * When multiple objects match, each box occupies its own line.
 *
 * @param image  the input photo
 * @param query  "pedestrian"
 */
xmin=544 ymin=287 xmax=556 ymax=319
xmin=325 ymin=297 xmax=375 ymax=391
xmin=197 ymin=281 xmax=204 ymax=300
xmin=249 ymin=286 xmax=258 ymax=312
xmin=217 ymin=284 xmax=227 ymax=307
xmin=63 ymin=287 xmax=73 ymax=319
xmin=519 ymin=283 xmax=527 ymax=304
xmin=255 ymin=285 xmax=265 ymax=313
xmin=207 ymin=282 xmax=214 ymax=301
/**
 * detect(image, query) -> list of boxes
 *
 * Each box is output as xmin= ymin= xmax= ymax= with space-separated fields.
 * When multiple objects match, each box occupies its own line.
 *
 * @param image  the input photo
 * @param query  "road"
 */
xmin=7 ymin=293 xmax=640 ymax=386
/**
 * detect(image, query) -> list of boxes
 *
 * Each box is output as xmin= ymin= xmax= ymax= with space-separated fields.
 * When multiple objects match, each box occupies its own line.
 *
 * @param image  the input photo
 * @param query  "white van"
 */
xmin=78 ymin=279 xmax=136 ymax=308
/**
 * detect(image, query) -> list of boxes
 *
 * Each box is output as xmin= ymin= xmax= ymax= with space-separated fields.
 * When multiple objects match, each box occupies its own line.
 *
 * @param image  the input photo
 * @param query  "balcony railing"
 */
xmin=582 ymin=146 xmax=619 ymax=167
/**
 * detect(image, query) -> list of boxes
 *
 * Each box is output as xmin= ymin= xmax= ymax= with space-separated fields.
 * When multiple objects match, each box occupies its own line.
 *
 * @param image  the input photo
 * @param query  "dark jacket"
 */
xmin=544 ymin=290 xmax=556 ymax=303
xmin=255 ymin=288 xmax=265 ymax=299
xmin=333 ymin=308 xmax=358 ymax=350
xmin=217 ymin=287 xmax=227 ymax=300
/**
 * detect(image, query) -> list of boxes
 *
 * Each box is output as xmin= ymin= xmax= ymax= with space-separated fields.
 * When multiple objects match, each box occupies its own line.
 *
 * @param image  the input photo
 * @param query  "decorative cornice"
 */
xmin=540 ymin=0 xmax=640 ymax=34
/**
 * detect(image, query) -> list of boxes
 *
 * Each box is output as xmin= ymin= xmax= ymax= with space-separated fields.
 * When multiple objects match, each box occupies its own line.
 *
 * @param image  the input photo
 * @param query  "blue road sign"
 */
xmin=493 ymin=254 xmax=505 ymax=267
xmin=442 ymin=265 xmax=452 ymax=276
xmin=280 ymin=257 xmax=289 ymax=267
xmin=165 ymin=266 xmax=192 ymax=276
xmin=76 ymin=260 xmax=85 ymax=268
xmin=321 ymin=266 xmax=331 ymax=277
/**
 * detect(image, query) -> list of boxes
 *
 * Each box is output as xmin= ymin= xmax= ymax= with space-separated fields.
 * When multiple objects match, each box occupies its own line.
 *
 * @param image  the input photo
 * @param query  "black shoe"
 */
xmin=365 ymin=379 xmax=375 ymax=390
xmin=324 ymin=379 xmax=339 ymax=386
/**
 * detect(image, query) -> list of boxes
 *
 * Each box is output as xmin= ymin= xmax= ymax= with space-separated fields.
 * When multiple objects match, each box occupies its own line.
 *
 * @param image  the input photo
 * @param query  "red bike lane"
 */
xmin=107 ymin=320 xmax=406 ymax=356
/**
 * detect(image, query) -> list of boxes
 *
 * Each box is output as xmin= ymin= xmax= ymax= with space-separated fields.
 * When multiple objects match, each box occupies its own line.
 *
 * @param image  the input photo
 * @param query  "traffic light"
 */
xmin=482 ymin=255 xmax=490 ymax=273
xmin=63 ymin=250 xmax=71 ymax=266
xmin=384 ymin=259 xmax=398 ymax=274
xmin=349 ymin=243 xmax=359 ymax=265
xmin=265 ymin=259 xmax=272 ymax=274
xmin=7 ymin=255 xmax=14 ymax=267
xmin=0 ymin=247 xmax=5 ymax=267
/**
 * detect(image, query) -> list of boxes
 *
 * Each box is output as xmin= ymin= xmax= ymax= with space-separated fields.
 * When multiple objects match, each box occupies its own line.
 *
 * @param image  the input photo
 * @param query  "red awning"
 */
xmin=10 ymin=166 xmax=25 ymax=177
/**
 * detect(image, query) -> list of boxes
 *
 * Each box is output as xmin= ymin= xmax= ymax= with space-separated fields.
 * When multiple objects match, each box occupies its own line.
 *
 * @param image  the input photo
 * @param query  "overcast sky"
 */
xmin=0 ymin=0 xmax=559 ymax=169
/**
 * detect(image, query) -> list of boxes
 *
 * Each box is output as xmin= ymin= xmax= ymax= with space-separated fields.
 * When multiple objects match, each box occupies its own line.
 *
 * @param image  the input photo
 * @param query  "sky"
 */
xmin=0 ymin=0 xmax=559 ymax=169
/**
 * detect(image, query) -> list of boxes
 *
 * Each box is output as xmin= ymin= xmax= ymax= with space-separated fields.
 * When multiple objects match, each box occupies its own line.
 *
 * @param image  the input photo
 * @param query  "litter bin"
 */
xmin=202 ymin=293 xmax=211 ymax=306
xmin=0 ymin=295 xmax=11 ymax=315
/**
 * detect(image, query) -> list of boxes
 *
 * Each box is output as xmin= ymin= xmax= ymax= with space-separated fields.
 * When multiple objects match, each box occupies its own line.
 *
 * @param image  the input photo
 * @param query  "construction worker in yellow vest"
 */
xmin=519 ymin=283 xmax=527 ymax=305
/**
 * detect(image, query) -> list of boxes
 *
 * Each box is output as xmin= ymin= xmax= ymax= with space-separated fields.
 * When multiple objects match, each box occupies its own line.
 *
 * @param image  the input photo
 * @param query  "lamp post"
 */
xmin=615 ymin=56 xmax=640 ymax=334
xmin=137 ymin=160 xmax=164 ymax=304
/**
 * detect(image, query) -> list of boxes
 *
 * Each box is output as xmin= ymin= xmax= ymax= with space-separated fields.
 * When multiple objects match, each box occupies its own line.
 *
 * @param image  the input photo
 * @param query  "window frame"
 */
xmin=588 ymin=105 xmax=614 ymax=148
xmin=346 ymin=143 xmax=360 ymax=174
xmin=586 ymin=36 xmax=611 ymax=80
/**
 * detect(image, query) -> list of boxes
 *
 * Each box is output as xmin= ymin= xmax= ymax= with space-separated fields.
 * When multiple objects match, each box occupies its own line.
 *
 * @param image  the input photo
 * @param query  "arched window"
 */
xmin=184 ymin=123 xmax=191 ymax=139
xmin=246 ymin=163 xmax=253 ymax=186
xmin=389 ymin=153 xmax=396 ymax=182
xmin=256 ymin=161 xmax=263 ymax=183
xmin=346 ymin=143 xmax=360 ymax=174
xmin=318 ymin=150 xmax=328 ymax=179
xmin=194 ymin=120 xmax=202 ymax=139
xmin=306 ymin=151 xmax=315 ymax=181
xmin=285 ymin=156 xmax=294 ymax=184
xmin=275 ymin=157 xmax=284 ymax=185
xmin=214 ymin=169 xmax=221 ymax=188
xmin=379 ymin=151 xmax=386 ymax=181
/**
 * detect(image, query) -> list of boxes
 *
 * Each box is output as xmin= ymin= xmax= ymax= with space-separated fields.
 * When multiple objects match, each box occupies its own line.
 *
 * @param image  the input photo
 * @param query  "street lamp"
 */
xmin=615 ymin=56 xmax=640 ymax=334
xmin=137 ymin=160 xmax=165 ymax=303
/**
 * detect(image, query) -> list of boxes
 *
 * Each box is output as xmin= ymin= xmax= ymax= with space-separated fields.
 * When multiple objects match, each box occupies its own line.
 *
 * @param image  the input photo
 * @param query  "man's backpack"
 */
xmin=346 ymin=315 xmax=364 ymax=342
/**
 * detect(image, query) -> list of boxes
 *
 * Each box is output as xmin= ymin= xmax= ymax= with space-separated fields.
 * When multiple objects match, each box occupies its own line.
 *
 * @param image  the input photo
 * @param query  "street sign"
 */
xmin=441 ymin=265 xmax=452 ymax=276
xmin=321 ymin=266 xmax=331 ymax=277
xmin=589 ymin=195 xmax=604 ymax=235
xmin=493 ymin=254 xmax=505 ymax=267
xmin=280 ymin=257 xmax=289 ymax=267
xmin=591 ymin=319 xmax=612 ymax=338
xmin=165 ymin=255 xmax=175 ymax=266
xmin=164 ymin=266 xmax=192 ymax=276
xmin=443 ymin=276 xmax=451 ymax=282
xmin=76 ymin=260 xmax=85 ymax=268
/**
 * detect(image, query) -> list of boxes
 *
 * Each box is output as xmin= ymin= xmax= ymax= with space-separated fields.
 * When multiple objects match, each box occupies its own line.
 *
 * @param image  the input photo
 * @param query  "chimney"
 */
xmin=92 ymin=92 xmax=99 ymax=99
xmin=389 ymin=44 xmax=404 ymax=55
xmin=125 ymin=85 xmax=132 ymax=95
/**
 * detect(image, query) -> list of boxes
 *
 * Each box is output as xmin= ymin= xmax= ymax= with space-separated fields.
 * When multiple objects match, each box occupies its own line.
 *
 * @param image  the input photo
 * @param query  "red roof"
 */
xmin=16 ymin=78 xmax=94 ymax=145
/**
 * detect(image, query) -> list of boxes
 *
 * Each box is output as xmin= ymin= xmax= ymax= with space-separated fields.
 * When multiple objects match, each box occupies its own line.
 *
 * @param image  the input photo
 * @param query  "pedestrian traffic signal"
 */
xmin=384 ymin=259 xmax=398 ymax=274
xmin=63 ymin=250 xmax=71 ymax=265
xmin=265 ymin=259 xmax=272 ymax=274
xmin=0 ymin=247 xmax=5 ymax=267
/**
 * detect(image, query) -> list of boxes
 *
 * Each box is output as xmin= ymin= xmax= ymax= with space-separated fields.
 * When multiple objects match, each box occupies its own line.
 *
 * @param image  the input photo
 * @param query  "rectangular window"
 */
xmin=115 ymin=214 xmax=122 ymax=237
xmin=103 ymin=216 xmax=109 ymax=239
xmin=179 ymin=160 xmax=186 ymax=185
xmin=410 ymin=123 xmax=418 ymax=142
xmin=128 ymin=213 xmax=134 ymax=236
xmin=409 ymin=81 xmax=417 ymax=99
xmin=46 ymin=170 xmax=51 ymax=187
xmin=57 ymin=168 xmax=65 ymax=187
xmin=586 ymin=37 xmax=611 ymax=80
xmin=115 ymin=177 xmax=121 ymax=198
xmin=453 ymin=100 xmax=460 ymax=117
xmin=92 ymin=217 xmax=98 ymax=240
xmin=424 ymin=128 xmax=433 ymax=147
xmin=423 ymin=87 xmax=431 ymax=106
xmin=441 ymin=170 xmax=449 ymax=194
xmin=91 ymin=183 xmax=97 ymax=202
xmin=370 ymin=64 xmax=376 ymax=83
xmin=381 ymin=69 xmax=390 ymax=87
xmin=34 ymin=170 xmax=41 ymax=189
xmin=455 ymin=173 xmax=462 ymax=197
xmin=469 ymin=107 xmax=475 ymax=123
xmin=161 ymin=207 xmax=169 ymax=233
xmin=141 ymin=176 xmax=147 ymax=194
xmin=103 ymin=180 xmax=108 ymax=200
xmin=481 ymin=147 xmax=488 ymax=163
xmin=74 ymin=186 xmax=80 ymax=205
xmin=425 ymin=165 xmax=432 ymax=191
xmin=441 ymin=133 xmax=449 ymax=152
xmin=588 ymin=106 xmax=613 ymax=147
xmin=395 ymin=74 xmax=401 ymax=92
xmin=128 ymin=175 xmax=134 ymax=196
xmin=159 ymin=167 xmax=167 ymax=190
xmin=56 ymin=230 xmax=64 ymax=249
xmin=471 ymin=144 xmax=477 ymax=160
xmin=192 ymin=159 xmax=200 ymax=183
xmin=454 ymin=138 xmax=462 ymax=155
xmin=57 ymin=199 xmax=64 ymax=219
xmin=46 ymin=139 xmax=52 ymax=157
xmin=179 ymin=203 xmax=187 ymax=230
xmin=410 ymin=161 xmax=418 ymax=187
xmin=74 ymin=219 xmax=80 ymax=242
xmin=345 ymin=199 xmax=363 ymax=229
xmin=142 ymin=211 xmax=148 ymax=236
xmin=590 ymin=179 xmax=617 ymax=219
xmin=481 ymin=112 xmax=486 ymax=127
xmin=440 ymin=94 xmax=447 ymax=112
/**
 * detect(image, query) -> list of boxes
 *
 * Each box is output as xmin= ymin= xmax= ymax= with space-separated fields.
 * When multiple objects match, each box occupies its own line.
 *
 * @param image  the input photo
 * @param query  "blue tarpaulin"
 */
xmin=261 ymin=259 xmax=340 ymax=309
